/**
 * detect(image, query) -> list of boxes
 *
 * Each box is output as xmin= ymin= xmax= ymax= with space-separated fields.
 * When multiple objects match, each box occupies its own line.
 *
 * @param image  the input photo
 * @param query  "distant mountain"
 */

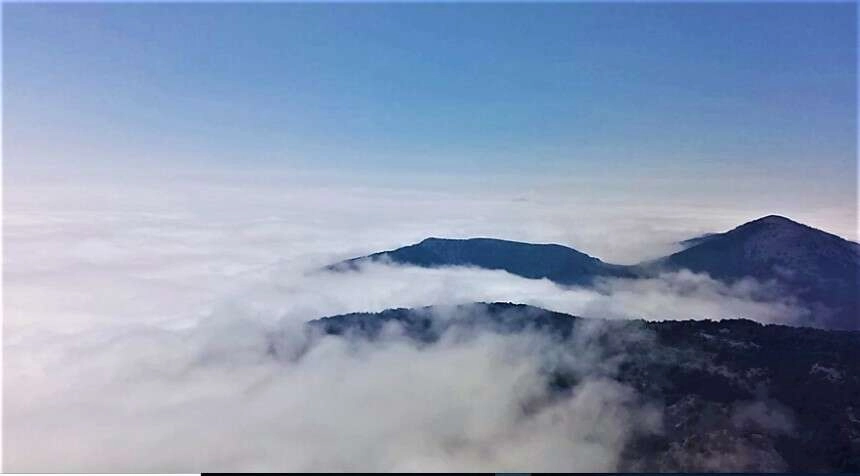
xmin=650 ymin=215 xmax=860 ymax=330
xmin=326 ymin=215 xmax=859 ymax=330
xmin=328 ymin=237 xmax=636 ymax=285
xmin=307 ymin=302 xmax=860 ymax=472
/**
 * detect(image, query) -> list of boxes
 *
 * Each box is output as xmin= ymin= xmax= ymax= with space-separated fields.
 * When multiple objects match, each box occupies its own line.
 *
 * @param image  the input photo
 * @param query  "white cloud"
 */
xmin=5 ymin=306 xmax=665 ymax=472
xmin=0 ymin=175 xmax=818 ymax=471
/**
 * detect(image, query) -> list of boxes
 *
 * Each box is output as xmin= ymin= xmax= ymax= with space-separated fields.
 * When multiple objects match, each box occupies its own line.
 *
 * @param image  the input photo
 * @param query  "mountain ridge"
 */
xmin=328 ymin=235 xmax=638 ymax=284
xmin=326 ymin=215 xmax=860 ymax=330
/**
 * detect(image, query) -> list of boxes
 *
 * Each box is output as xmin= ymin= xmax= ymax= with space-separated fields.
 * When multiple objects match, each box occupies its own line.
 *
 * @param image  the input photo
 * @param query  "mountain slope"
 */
xmin=678 ymin=232 xmax=720 ymax=249
xmin=307 ymin=302 xmax=860 ymax=472
xmin=649 ymin=215 xmax=860 ymax=330
xmin=329 ymin=237 xmax=636 ymax=285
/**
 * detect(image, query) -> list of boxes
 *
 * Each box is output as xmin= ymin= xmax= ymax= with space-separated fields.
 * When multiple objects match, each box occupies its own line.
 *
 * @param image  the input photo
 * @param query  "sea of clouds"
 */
xmin=2 ymin=171 xmax=825 ymax=471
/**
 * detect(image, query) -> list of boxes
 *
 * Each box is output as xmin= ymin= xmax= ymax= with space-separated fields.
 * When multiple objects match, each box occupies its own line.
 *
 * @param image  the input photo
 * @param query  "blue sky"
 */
xmin=4 ymin=3 xmax=857 ymax=199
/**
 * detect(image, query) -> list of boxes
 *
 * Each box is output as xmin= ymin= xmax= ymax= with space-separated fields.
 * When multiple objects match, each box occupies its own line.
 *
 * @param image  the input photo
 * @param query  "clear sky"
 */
xmin=3 ymin=3 xmax=857 ymax=207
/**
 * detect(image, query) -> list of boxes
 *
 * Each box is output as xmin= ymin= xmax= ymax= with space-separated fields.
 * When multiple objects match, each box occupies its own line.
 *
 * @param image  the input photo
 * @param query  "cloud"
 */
xmin=587 ymin=270 xmax=808 ymax=324
xmin=4 ymin=177 xmax=810 ymax=337
xmin=260 ymin=262 xmax=808 ymax=327
xmin=1 ymin=176 xmax=815 ymax=471
xmin=5 ymin=306 xmax=665 ymax=472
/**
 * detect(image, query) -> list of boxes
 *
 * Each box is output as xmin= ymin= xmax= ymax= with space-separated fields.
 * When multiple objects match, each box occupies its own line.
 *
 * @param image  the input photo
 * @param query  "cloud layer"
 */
xmin=2 ymin=175 xmax=816 ymax=471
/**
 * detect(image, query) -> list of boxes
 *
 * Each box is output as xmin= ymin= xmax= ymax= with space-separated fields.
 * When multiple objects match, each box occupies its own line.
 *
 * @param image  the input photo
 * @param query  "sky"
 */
xmin=4 ymin=3 xmax=857 ymax=199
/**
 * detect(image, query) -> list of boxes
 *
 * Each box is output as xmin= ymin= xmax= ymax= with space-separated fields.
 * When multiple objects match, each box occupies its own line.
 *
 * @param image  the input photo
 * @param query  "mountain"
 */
xmin=326 ymin=215 xmax=859 ymax=330
xmin=307 ymin=302 xmax=860 ymax=472
xmin=328 ymin=237 xmax=636 ymax=285
xmin=650 ymin=215 xmax=860 ymax=330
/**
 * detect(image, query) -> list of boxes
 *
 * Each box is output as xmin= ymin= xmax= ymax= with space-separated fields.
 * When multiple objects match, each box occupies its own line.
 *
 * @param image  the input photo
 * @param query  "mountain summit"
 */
xmin=658 ymin=215 xmax=859 ymax=277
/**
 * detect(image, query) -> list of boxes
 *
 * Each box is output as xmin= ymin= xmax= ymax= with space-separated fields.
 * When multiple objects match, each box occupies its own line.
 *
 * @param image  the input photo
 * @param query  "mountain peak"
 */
xmin=754 ymin=214 xmax=796 ymax=225
xmin=741 ymin=214 xmax=809 ymax=230
xmin=727 ymin=214 xmax=849 ymax=245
